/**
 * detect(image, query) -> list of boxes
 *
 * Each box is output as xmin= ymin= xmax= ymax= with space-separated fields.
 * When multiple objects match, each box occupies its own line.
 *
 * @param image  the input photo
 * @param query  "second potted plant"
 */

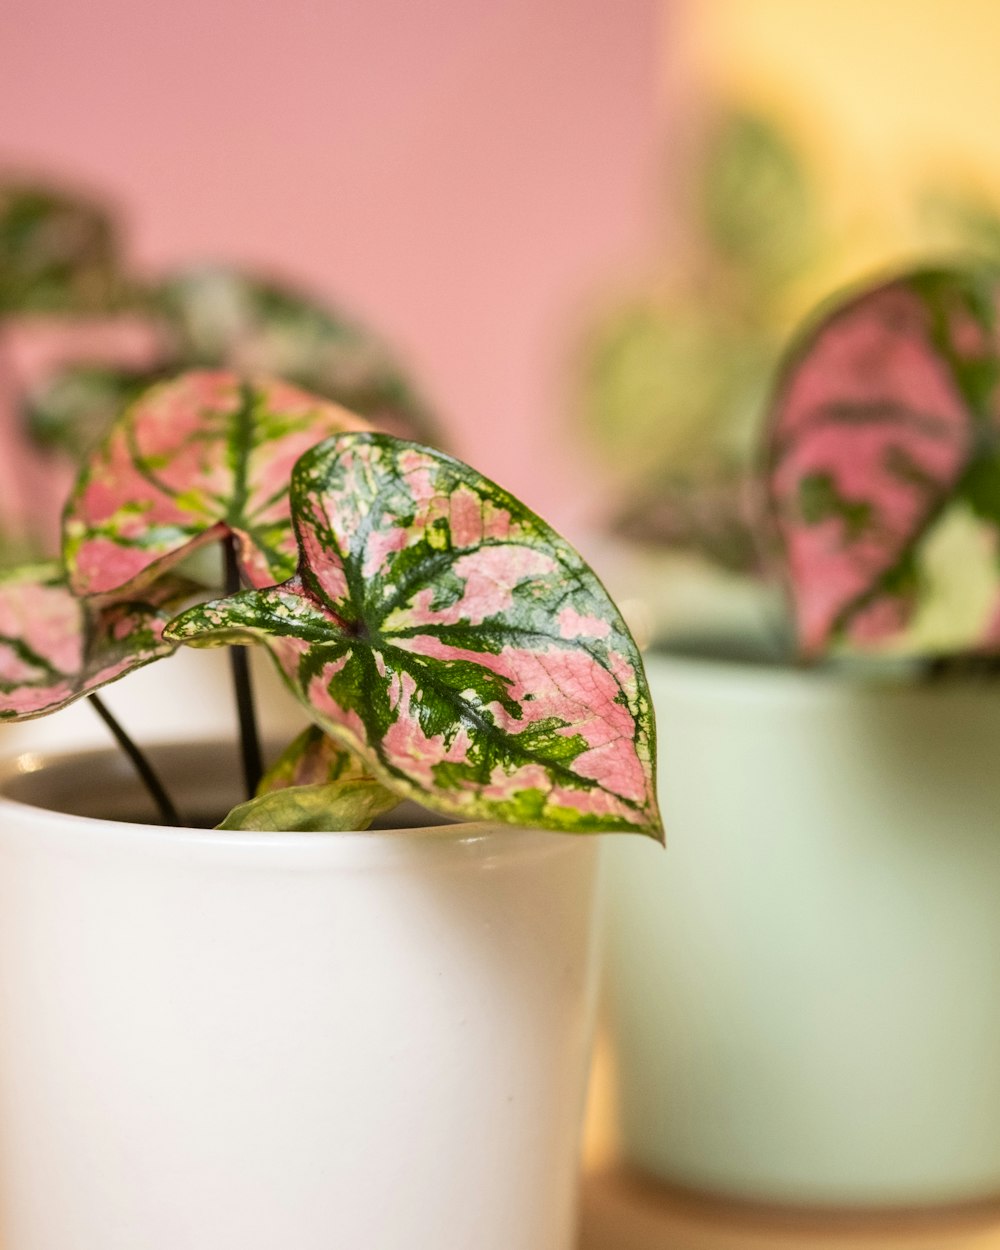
xmin=602 ymin=265 xmax=1000 ymax=1211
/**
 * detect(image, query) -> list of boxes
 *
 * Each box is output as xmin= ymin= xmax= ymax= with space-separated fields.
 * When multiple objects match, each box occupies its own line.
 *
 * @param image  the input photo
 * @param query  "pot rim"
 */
xmin=0 ymin=740 xmax=578 ymax=860
xmin=639 ymin=646 xmax=1000 ymax=721
xmin=644 ymin=641 xmax=1000 ymax=694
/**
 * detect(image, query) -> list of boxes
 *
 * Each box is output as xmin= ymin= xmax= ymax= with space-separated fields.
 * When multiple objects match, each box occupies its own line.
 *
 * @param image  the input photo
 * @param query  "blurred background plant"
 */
xmin=580 ymin=101 xmax=1000 ymax=583
xmin=0 ymin=180 xmax=132 ymax=316
xmin=0 ymin=176 xmax=436 ymax=570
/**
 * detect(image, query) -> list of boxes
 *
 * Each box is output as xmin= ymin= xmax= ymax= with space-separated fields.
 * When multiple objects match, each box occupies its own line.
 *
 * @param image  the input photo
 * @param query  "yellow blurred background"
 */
xmin=686 ymin=0 xmax=1000 ymax=298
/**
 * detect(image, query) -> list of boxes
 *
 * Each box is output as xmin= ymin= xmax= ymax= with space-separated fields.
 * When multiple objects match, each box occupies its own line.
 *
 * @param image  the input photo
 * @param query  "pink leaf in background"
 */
xmin=766 ymin=271 xmax=1000 ymax=655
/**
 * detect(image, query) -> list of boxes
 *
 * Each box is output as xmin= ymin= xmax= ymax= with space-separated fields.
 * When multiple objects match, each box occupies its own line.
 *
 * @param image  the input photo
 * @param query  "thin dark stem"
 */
xmin=88 ymin=693 xmax=181 ymax=826
xmin=224 ymin=535 xmax=263 ymax=799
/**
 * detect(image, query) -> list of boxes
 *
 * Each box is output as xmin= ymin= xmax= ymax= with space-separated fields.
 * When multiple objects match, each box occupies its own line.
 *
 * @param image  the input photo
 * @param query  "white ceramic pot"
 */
xmin=0 ymin=744 xmax=600 ymax=1250
xmin=603 ymin=651 xmax=1000 ymax=1209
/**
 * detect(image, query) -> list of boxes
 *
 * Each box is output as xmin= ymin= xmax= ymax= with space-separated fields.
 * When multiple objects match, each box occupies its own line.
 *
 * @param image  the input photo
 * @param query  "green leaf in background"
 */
xmin=167 ymin=433 xmax=662 ymax=837
xmin=155 ymin=265 xmax=440 ymax=445
xmin=0 ymin=180 xmax=129 ymax=315
xmin=698 ymin=108 xmax=820 ymax=296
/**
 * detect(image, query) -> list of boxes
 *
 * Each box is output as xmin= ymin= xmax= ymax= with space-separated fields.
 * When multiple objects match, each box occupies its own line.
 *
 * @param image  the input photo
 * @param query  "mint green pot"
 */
xmin=604 ymin=651 xmax=1000 ymax=1208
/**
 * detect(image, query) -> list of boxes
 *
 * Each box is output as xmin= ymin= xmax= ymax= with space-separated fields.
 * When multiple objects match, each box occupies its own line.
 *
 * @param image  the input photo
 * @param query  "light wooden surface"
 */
xmin=579 ymin=1170 xmax=1000 ymax=1250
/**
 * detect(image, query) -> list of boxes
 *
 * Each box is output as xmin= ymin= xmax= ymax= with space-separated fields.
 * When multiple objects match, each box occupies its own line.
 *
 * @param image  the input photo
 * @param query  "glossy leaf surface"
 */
xmin=63 ymin=370 xmax=370 ymax=598
xmin=767 ymin=269 xmax=1000 ymax=655
xmin=0 ymin=563 xmax=190 ymax=720
xmin=167 ymin=434 xmax=662 ymax=837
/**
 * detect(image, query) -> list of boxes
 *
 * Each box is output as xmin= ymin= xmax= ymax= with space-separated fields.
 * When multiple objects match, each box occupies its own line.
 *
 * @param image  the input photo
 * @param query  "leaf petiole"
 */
xmin=88 ymin=693 xmax=181 ymax=826
xmin=224 ymin=534 xmax=263 ymax=799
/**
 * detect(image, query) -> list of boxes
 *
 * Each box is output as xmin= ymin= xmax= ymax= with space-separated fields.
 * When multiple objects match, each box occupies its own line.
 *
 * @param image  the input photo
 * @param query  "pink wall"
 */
xmin=0 ymin=0 xmax=662 ymax=534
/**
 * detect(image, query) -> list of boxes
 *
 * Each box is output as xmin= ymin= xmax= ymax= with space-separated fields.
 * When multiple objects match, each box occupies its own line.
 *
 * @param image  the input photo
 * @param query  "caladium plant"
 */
xmin=0 ymin=368 xmax=662 ymax=839
xmin=622 ymin=262 xmax=1000 ymax=666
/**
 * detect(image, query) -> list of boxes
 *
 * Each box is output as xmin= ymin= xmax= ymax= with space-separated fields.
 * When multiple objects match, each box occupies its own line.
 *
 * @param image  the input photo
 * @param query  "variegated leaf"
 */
xmin=0 ymin=563 xmax=191 ymax=720
xmin=767 ymin=268 xmax=1000 ymax=656
xmin=166 ymin=434 xmax=662 ymax=837
xmin=63 ymin=369 xmax=371 ymax=599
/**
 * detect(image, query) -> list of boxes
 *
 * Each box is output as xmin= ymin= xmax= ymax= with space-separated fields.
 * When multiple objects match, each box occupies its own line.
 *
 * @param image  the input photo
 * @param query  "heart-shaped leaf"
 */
xmin=0 ymin=563 xmax=192 ymax=720
xmin=63 ymin=369 xmax=372 ymax=599
xmin=166 ymin=434 xmax=662 ymax=837
xmin=767 ymin=269 xmax=1000 ymax=655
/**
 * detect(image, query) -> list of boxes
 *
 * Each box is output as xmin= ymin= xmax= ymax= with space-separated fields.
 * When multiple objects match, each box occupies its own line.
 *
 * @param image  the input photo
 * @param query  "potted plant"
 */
xmin=600 ymin=264 xmax=1000 ymax=1213
xmin=0 ymin=368 xmax=661 ymax=1250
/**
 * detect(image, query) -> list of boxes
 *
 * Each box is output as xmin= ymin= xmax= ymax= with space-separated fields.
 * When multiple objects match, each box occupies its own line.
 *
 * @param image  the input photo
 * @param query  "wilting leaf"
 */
xmin=217 ymin=778 xmax=401 ymax=832
xmin=63 ymin=369 xmax=371 ymax=599
xmin=767 ymin=268 xmax=1000 ymax=656
xmin=217 ymin=725 xmax=399 ymax=831
xmin=0 ymin=563 xmax=192 ymax=720
xmin=167 ymin=434 xmax=662 ymax=837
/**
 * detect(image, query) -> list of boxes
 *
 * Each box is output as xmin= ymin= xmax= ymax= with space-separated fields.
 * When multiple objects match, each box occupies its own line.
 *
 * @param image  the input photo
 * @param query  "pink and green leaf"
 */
xmin=0 ymin=563 xmax=192 ymax=720
xmin=63 ymin=369 xmax=371 ymax=599
xmin=167 ymin=434 xmax=663 ymax=838
xmin=766 ymin=269 xmax=1000 ymax=656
